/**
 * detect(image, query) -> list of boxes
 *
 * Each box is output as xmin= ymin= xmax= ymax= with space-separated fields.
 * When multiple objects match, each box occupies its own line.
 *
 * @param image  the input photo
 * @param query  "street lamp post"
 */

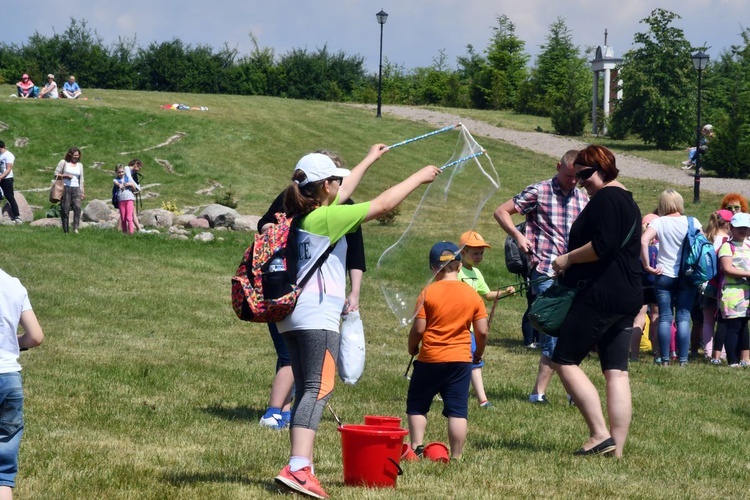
xmin=376 ymin=9 xmax=389 ymax=118
xmin=692 ymin=50 xmax=709 ymax=203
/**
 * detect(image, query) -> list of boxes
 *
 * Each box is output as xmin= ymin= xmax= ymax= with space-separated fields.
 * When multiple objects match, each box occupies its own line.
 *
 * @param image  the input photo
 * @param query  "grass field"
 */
xmin=1 ymin=88 xmax=747 ymax=499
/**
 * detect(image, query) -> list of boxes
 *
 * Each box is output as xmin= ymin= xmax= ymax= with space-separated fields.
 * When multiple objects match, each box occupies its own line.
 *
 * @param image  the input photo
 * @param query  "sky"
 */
xmin=4 ymin=1 xmax=749 ymax=74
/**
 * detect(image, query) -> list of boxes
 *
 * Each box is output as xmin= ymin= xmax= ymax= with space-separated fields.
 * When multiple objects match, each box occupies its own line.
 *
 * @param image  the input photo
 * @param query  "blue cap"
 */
xmin=731 ymin=212 xmax=750 ymax=228
xmin=429 ymin=241 xmax=461 ymax=268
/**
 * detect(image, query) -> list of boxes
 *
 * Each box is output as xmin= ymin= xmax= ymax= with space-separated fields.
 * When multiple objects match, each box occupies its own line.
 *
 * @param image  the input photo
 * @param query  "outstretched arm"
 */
xmin=364 ymin=165 xmax=440 ymax=222
xmin=337 ymin=144 xmax=388 ymax=203
xmin=18 ymin=310 xmax=44 ymax=350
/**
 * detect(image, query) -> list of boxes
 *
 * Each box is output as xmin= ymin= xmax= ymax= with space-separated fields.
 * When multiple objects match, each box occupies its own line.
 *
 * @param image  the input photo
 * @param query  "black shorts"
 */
xmin=552 ymin=299 xmax=634 ymax=371
xmin=643 ymin=286 xmax=656 ymax=305
xmin=406 ymin=361 xmax=471 ymax=419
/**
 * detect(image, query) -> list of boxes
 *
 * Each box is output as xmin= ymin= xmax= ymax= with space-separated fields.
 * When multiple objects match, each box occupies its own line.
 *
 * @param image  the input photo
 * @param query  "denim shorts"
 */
xmin=470 ymin=332 xmax=484 ymax=368
xmin=0 ymin=372 xmax=24 ymax=488
xmin=531 ymin=271 xmax=557 ymax=358
xmin=406 ymin=361 xmax=471 ymax=419
xmin=268 ymin=323 xmax=291 ymax=370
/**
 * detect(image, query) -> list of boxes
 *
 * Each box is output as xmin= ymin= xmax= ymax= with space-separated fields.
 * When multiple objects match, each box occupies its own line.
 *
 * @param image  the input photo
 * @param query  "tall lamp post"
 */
xmin=692 ymin=50 xmax=709 ymax=203
xmin=376 ymin=9 xmax=389 ymax=118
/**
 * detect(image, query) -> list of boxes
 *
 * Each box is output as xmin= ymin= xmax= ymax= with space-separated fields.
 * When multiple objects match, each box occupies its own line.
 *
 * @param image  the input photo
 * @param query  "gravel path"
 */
xmin=375 ymin=105 xmax=750 ymax=198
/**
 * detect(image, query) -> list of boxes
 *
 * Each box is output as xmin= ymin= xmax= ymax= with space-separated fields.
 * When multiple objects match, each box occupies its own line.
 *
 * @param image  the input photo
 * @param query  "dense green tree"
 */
xmin=703 ymin=29 xmax=750 ymax=177
xmin=609 ymin=9 xmax=695 ymax=149
xmin=479 ymin=15 xmax=529 ymax=110
xmin=457 ymin=44 xmax=490 ymax=109
xmin=515 ymin=17 xmax=590 ymax=122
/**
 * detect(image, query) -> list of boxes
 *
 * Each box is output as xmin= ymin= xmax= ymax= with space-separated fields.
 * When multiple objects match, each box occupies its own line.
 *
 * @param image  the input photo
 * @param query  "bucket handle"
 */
xmin=387 ymin=458 xmax=403 ymax=476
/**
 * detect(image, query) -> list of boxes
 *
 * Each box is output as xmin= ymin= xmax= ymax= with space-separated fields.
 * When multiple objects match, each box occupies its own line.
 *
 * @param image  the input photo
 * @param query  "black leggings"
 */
xmin=0 ymin=178 xmax=19 ymax=219
xmin=714 ymin=317 xmax=750 ymax=365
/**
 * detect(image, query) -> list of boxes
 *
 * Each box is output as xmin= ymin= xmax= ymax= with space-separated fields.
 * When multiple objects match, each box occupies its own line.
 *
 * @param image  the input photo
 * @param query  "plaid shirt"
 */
xmin=513 ymin=176 xmax=589 ymax=277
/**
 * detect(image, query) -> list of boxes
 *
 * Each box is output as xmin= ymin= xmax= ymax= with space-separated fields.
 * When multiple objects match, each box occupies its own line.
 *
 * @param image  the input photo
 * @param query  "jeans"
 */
xmin=654 ymin=275 xmax=697 ymax=363
xmin=531 ymin=269 xmax=556 ymax=358
xmin=0 ymin=372 xmax=23 ymax=488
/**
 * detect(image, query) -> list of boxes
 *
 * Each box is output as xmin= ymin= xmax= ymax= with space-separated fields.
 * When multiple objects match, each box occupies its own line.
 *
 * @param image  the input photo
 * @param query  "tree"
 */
xmin=515 ymin=17 xmax=590 ymax=122
xmin=703 ymin=29 xmax=750 ymax=177
xmin=479 ymin=15 xmax=529 ymax=110
xmin=609 ymin=9 xmax=695 ymax=149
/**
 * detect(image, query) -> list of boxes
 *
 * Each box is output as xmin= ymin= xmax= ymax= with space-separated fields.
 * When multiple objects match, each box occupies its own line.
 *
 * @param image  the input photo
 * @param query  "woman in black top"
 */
xmin=255 ymin=148 xmax=376 ymax=429
xmin=550 ymin=145 xmax=642 ymax=458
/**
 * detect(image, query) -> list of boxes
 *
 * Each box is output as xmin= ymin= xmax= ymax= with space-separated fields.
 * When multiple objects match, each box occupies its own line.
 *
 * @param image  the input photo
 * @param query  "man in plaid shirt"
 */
xmin=494 ymin=150 xmax=588 ymax=404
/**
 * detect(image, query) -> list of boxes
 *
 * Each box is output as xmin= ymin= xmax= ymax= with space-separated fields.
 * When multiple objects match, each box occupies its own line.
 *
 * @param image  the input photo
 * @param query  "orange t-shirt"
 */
xmin=415 ymin=280 xmax=487 ymax=363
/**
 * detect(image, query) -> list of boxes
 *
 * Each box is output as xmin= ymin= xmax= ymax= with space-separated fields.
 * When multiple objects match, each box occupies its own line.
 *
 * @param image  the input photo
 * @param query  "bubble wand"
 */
xmin=440 ymin=150 xmax=485 ymax=171
xmin=388 ymin=124 xmax=460 ymax=150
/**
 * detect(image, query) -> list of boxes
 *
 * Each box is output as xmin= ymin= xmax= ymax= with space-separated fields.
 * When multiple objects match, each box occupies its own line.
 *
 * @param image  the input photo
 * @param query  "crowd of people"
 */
xmin=13 ymin=74 xmax=82 ymax=99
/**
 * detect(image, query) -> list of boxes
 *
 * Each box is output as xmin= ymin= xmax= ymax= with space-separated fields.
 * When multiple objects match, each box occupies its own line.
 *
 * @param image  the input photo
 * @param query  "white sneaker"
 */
xmin=259 ymin=414 xmax=285 ymax=429
xmin=13 ymin=218 xmax=22 ymax=224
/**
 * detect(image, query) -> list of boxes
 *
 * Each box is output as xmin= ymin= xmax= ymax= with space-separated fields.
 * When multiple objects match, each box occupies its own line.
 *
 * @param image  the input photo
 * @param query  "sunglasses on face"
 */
xmin=575 ymin=167 xmax=598 ymax=181
xmin=725 ymin=204 xmax=742 ymax=211
xmin=329 ymin=176 xmax=343 ymax=185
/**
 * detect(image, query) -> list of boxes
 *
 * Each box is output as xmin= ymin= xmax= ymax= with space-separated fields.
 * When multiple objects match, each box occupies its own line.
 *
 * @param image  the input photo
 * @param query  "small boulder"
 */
xmin=139 ymin=209 xmax=174 ymax=228
xmin=174 ymin=214 xmax=196 ymax=227
xmin=83 ymin=199 xmax=112 ymax=222
xmin=30 ymin=218 xmax=61 ymax=228
xmin=188 ymin=217 xmax=210 ymax=229
xmin=2 ymin=192 xmax=33 ymax=222
xmin=194 ymin=232 xmax=215 ymax=243
xmin=233 ymin=215 xmax=261 ymax=232
xmin=199 ymin=204 xmax=239 ymax=228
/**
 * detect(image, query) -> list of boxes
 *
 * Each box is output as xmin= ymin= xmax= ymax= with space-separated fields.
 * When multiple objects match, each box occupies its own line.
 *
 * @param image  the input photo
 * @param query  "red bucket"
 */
xmin=423 ymin=442 xmax=450 ymax=463
xmin=364 ymin=415 xmax=402 ymax=428
xmin=338 ymin=424 xmax=409 ymax=488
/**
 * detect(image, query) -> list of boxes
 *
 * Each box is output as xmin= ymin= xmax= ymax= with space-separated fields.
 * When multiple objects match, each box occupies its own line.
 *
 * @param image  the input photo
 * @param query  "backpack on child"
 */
xmin=680 ymin=216 xmax=718 ymax=286
xmin=111 ymin=184 xmax=119 ymax=208
xmin=231 ymin=212 xmax=333 ymax=323
xmin=504 ymin=221 xmax=529 ymax=277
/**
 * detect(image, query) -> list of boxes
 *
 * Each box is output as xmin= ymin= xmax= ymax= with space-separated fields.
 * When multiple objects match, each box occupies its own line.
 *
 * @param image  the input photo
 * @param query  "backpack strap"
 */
xmin=297 ymin=244 xmax=335 ymax=289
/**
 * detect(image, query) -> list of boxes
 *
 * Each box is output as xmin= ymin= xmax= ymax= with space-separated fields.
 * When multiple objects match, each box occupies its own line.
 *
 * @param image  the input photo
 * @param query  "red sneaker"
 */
xmin=275 ymin=465 xmax=329 ymax=499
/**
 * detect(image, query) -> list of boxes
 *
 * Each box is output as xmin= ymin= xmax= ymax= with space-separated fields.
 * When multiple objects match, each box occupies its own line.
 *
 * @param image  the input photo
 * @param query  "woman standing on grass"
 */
xmin=273 ymin=148 xmax=440 ymax=499
xmin=551 ymin=145 xmax=642 ymax=458
xmin=54 ymin=147 xmax=85 ymax=234
xmin=641 ymin=190 xmax=701 ymax=366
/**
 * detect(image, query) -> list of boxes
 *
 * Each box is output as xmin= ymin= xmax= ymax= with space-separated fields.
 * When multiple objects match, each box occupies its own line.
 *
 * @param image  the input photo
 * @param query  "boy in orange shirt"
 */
xmin=406 ymin=241 xmax=488 ymax=461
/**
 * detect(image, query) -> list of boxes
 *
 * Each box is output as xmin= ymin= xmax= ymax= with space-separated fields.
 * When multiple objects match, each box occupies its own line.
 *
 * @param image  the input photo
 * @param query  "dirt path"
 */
xmin=375 ymin=105 xmax=750 ymax=198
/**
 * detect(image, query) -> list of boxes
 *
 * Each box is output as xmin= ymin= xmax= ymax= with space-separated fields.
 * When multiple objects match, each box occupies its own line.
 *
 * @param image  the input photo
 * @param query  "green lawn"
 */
xmin=0 ymin=89 xmax=745 ymax=499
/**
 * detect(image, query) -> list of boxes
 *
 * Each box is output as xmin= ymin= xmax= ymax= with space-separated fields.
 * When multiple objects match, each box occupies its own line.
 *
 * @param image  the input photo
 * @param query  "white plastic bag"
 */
xmin=338 ymin=310 xmax=365 ymax=385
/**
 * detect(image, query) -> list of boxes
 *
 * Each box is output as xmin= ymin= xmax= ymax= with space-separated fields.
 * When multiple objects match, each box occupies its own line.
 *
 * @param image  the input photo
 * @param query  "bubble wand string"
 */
xmin=387 ymin=123 xmax=460 ymax=149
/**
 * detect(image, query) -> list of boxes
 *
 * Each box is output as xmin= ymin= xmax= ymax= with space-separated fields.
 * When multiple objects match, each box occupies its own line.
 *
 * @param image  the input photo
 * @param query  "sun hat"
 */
xmin=703 ymin=124 xmax=713 ymax=131
xmin=47 ymin=74 xmax=54 ymax=79
xmin=429 ymin=241 xmax=461 ymax=268
xmin=642 ymin=213 xmax=658 ymax=226
xmin=716 ymin=209 xmax=733 ymax=222
xmin=459 ymin=230 xmax=491 ymax=248
xmin=294 ymin=153 xmax=350 ymax=187
xmin=730 ymin=212 xmax=750 ymax=228
xmin=22 ymin=74 xmax=28 ymax=79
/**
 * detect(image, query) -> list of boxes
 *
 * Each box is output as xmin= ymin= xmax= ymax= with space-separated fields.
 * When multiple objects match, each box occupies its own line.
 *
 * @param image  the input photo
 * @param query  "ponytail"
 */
xmin=282 ymin=169 xmax=325 ymax=216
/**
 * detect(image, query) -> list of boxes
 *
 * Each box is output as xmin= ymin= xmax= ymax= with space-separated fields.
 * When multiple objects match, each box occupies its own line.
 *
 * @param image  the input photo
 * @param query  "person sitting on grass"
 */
xmin=457 ymin=230 xmax=515 ymax=409
xmin=62 ymin=76 xmax=81 ymax=99
xmin=406 ymin=241 xmax=488 ymax=461
xmin=15 ymin=74 xmax=37 ymax=99
xmin=38 ymin=74 xmax=58 ymax=99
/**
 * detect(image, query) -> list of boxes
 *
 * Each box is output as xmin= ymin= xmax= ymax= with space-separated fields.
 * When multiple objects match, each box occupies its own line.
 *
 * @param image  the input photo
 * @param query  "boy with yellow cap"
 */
xmin=458 ymin=231 xmax=515 ymax=408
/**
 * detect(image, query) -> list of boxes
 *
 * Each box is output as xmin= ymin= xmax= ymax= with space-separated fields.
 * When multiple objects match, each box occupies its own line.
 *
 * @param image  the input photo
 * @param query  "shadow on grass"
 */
xmin=201 ymin=403 xmax=262 ymax=422
xmin=484 ymin=385 xmax=531 ymax=403
xmin=162 ymin=470 xmax=268 ymax=489
xmin=472 ymin=435 xmax=547 ymax=453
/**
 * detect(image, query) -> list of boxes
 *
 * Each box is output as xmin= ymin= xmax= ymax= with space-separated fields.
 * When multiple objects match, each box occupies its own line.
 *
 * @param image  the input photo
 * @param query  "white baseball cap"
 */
xmin=294 ymin=153 xmax=350 ymax=187
xmin=730 ymin=212 xmax=750 ymax=228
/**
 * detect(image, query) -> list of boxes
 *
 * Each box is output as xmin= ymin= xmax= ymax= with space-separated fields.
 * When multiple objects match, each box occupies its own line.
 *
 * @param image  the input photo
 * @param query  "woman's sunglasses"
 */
xmin=575 ymin=167 xmax=598 ymax=181
xmin=725 ymin=204 xmax=742 ymax=211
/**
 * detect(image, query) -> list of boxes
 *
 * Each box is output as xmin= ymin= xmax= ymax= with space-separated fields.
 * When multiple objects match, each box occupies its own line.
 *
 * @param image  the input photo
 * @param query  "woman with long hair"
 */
xmin=54 ymin=147 xmax=85 ymax=234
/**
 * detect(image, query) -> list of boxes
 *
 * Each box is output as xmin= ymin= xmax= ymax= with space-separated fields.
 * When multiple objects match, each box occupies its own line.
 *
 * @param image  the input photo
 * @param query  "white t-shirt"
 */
xmin=62 ymin=162 xmax=83 ymax=188
xmin=0 ymin=270 xmax=28 ymax=373
xmin=0 ymin=150 xmax=15 ymax=179
xmin=649 ymin=215 xmax=703 ymax=278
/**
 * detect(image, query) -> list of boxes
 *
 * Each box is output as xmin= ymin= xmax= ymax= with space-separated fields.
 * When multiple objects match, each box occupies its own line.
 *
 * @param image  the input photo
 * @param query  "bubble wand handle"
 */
xmin=440 ymin=150 xmax=485 ymax=171
xmin=388 ymin=123 xmax=460 ymax=149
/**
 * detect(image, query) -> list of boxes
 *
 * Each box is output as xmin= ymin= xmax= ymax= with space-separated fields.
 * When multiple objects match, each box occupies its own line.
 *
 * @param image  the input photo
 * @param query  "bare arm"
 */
xmin=720 ymin=254 xmax=750 ymax=279
xmin=472 ymin=318 xmax=488 ymax=363
xmin=640 ymin=227 xmax=662 ymax=276
xmin=17 ymin=310 xmax=44 ymax=350
xmin=344 ymin=269 xmax=363 ymax=314
xmin=483 ymin=286 xmax=516 ymax=302
xmin=0 ymin=161 xmax=12 ymax=181
xmin=364 ymin=165 xmax=440 ymax=222
xmin=337 ymin=144 xmax=388 ymax=203
xmin=494 ymin=198 xmax=533 ymax=254
xmin=408 ymin=318 xmax=425 ymax=356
